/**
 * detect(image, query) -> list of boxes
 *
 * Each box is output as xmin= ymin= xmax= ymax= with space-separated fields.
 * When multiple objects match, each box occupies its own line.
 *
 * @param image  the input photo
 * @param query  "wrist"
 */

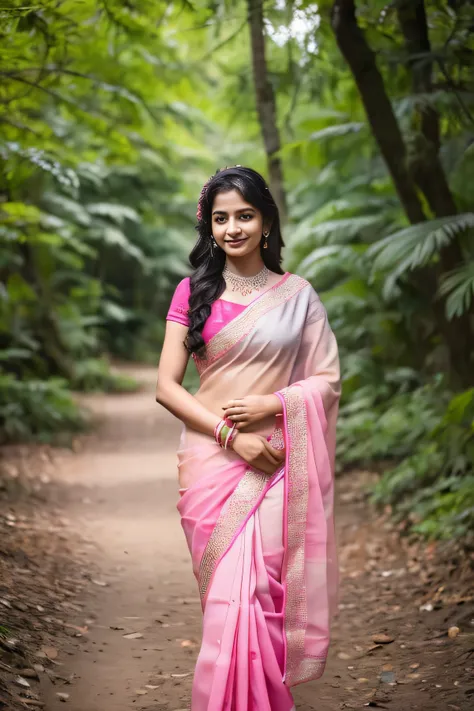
xmin=265 ymin=394 xmax=282 ymax=416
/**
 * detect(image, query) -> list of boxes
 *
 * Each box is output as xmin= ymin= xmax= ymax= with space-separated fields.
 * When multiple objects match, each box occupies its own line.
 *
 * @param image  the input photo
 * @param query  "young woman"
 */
xmin=156 ymin=166 xmax=340 ymax=711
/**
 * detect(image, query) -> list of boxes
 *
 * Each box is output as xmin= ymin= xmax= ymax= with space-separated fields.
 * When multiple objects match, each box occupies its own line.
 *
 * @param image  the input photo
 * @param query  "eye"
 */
xmin=240 ymin=214 xmax=253 ymax=220
xmin=214 ymin=216 xmax=226 ymax=223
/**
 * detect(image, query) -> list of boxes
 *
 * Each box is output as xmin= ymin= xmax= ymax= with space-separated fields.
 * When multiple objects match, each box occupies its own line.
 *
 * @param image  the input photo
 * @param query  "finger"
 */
xmin=261 ymin=447 xmax=280 ymax=466
xmin=264 ymin=441 xmax=285 ymax=461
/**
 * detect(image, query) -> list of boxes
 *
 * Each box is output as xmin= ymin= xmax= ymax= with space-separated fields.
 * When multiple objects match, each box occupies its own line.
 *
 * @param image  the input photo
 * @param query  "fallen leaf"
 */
xmin=135 ymin=690 xmax=148 ymax=695
xmin=91 ymin=579 xmax=108 ymax=587
xmin=170 ymin=672 xmax=192 ymax=678
xmin=144 ymin=685 xmax=160 ymax=689
xmin=372 ymin=633 xmax=394 ymax=644
xmin=448 ymin=626 xmax=460 ymax=639
xmin=41 ymin=646 xmax=58 ymax=659
xmin=18 ymin=668 xmax=39 ymax=679
xmin=56 ymin=693 xmax=69 ymax=702
xmin=14 ymin=676 xmax=30 ymax=688
xmin=123 ymin=632 xmax=143 ymax=640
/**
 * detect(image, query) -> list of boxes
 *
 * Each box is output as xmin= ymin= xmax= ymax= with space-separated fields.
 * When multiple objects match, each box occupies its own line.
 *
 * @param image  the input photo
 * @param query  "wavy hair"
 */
xmin=186 ymin=166 xmax=284 ymax=356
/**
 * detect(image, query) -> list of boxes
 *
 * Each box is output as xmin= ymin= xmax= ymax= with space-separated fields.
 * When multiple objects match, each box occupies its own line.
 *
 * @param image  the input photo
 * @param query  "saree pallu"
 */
xmin=177 ymin=274 xmax=340 ymax=711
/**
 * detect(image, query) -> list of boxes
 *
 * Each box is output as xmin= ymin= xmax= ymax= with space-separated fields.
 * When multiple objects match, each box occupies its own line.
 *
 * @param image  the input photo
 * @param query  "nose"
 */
xmin=226 ymin=218 xmax=242 ymax=237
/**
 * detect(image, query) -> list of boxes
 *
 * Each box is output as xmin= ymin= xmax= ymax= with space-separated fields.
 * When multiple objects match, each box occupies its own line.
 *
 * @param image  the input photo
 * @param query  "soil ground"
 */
xmin=1 ymin=365 xmax=473 ymax=711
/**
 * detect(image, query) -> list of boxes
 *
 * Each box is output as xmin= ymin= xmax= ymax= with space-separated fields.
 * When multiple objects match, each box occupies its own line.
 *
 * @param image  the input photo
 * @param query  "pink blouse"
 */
xmin=166 ymin=274 xmax=291 ymax=344
xmin=166 ymin=277 xmax=247 ymax=344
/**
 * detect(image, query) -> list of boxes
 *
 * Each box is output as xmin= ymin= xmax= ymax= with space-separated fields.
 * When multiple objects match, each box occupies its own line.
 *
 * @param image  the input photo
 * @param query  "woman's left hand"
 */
xmin=222 ymin=394 xmax=282 ymax=430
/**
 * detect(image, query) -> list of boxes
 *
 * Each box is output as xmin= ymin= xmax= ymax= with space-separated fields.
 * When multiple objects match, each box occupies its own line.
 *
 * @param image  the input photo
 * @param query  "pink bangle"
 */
xmin=214 ymin=420 xmax=225 ymax=445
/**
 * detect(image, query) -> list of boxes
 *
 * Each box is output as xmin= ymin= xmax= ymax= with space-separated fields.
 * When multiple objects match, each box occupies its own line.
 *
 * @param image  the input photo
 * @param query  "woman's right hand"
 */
xmin=231 ymin=432 xmax=285 ymax=475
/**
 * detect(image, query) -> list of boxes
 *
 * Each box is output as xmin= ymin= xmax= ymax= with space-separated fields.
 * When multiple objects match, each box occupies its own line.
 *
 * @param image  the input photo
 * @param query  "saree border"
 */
xmin=198 ymin=427 xmax=285 ymax=604
xmin=280 ymin=387 xmax=327 ymax=686
xmin=193 ymin=274 xmax=307 ymax=376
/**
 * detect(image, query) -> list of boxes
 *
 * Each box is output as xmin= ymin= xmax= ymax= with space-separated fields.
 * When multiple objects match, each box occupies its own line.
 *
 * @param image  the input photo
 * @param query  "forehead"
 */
xmin=212 ymin=189 xmax=255 ymax=212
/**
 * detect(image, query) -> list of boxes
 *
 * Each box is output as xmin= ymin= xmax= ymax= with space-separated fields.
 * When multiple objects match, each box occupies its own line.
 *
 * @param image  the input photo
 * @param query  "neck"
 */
xmin=224 ymin=253 xmax=266 ymax=277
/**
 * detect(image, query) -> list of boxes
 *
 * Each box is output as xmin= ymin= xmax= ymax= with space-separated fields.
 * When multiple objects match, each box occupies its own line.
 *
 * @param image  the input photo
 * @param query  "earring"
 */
xmin=263 ymin=231 xmax=269 ymax=249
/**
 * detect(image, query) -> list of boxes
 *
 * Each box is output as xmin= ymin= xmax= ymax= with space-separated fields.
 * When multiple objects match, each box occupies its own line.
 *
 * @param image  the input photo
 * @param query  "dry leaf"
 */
xmin=56 ymin=692 xmax=69 ymax=702
xmin=14 ymin=676 xmax=30 ymax=688
xmin=448 ymin=626 xmax=460 ymax=639
xmin=372 ymin=633 xmax=394 ymax=644
xmin=41 ymin=646 xmax=58 ymax=659
xmin=123 ymin=632 xmax=143 ymax=640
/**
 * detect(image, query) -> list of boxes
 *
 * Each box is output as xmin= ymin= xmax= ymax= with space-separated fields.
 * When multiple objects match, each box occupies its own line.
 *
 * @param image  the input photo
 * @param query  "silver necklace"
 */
xmin=222 ymin=264 xmax=270 ymax=297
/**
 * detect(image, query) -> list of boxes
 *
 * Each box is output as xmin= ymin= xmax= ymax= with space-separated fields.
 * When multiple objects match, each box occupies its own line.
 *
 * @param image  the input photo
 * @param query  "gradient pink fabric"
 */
xmin=173 ymin=273 xmax=340 ymax=710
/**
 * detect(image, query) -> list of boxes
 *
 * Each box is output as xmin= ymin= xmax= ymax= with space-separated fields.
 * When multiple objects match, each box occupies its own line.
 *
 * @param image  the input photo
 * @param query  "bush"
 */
xmin=338 ymin=381 xmax=474 ymax=539
xmin=0 ymin=374 xmax=86 ymax=444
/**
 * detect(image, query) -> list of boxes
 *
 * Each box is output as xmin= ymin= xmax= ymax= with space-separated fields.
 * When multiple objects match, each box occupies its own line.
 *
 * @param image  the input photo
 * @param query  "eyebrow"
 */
xmin=212 ymin=207 xmax=256 ymax=215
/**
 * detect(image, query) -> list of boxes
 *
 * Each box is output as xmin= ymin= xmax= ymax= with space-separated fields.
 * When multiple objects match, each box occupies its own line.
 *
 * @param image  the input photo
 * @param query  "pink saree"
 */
xmin=176 ymin=274 xmax=340 ymax=710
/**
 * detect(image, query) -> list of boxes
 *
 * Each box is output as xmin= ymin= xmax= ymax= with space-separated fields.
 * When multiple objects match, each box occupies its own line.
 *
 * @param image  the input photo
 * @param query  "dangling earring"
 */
xmin=263 ymin=230 xmax=269 ymax=249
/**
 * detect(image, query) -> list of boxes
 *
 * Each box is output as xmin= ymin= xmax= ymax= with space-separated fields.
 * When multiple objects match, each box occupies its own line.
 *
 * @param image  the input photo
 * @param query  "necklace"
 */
xmin=222 ymin=264 xmax=270 ymax=297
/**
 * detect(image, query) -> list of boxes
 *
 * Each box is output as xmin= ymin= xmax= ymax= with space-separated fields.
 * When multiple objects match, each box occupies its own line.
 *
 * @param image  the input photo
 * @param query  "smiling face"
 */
xmin=211 ymin=189 xmax=269 ymax=259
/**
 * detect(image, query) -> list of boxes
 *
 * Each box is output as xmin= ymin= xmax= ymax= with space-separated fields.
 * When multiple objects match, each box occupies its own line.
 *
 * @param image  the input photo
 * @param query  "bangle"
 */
xmin=225 ymin=425 xmax=238 ymax=450
xmin=214 ymin=420 xmax=225 ymax=444
xmin=218 ymin=425 xmax=230 ymax=448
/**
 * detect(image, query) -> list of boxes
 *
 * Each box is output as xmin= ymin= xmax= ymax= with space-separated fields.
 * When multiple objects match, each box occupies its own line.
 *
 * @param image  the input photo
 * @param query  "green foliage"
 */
xmin=370 ymin=387 xmax=474 ymax=540
xmin=1 ymin=0 xmax=473 ymax=542
xmin=0 ymin=374 xmax=86 ymax=444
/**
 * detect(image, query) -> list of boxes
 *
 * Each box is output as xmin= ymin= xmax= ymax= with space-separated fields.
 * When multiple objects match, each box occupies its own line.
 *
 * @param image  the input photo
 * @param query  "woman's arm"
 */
xmin=156 ymin=320 xmax=220 ymax=437
xmin=157 ymin=321 xmax=284 ymax=473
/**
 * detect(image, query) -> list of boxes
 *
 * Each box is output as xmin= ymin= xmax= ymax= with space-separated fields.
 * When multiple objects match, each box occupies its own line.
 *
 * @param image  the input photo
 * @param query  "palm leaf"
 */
xmin=368 ymin=213 xmax=474 ymax=273
xmin=439 ymin=263 xmax=474 ymax=319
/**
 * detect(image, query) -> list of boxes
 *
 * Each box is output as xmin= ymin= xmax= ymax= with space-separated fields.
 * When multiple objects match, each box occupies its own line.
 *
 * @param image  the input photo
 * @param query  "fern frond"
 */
xmin=368 ymin=213 xmax=474 ymax=273
xmin=439 ymin=262 xmax=474 ymax=319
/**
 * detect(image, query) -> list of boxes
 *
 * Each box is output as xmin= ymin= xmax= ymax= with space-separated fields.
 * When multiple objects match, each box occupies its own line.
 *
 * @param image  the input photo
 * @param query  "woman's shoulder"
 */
xmin=173 ymin=276 xmax=191 ymax=297
xmin=284 ymin=272 xmax=315 ymax=292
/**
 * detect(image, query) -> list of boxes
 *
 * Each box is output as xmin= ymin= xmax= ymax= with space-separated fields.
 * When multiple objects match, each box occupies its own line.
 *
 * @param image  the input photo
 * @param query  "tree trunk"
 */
xmin=397 ymin=0 xmax=472 ymax=385
xmin=331 ymin=0 xmax=472 ymax=386
xmin=330 ymin=0 xmax=426 ymax=224
xmin=246 ymin=0 xmax=287 ymax=224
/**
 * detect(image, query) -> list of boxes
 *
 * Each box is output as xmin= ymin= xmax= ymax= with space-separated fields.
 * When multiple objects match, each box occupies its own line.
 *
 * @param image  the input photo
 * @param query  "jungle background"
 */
xmin=2 ymin=0 xmax=473 ymax=538
xmin=1 ymin=2 xmax=474 ymax=709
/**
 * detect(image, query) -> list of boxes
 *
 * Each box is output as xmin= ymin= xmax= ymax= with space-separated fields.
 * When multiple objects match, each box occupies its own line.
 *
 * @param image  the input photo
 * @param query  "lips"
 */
xmin=225 ymin=238 xmax=248 ymax=246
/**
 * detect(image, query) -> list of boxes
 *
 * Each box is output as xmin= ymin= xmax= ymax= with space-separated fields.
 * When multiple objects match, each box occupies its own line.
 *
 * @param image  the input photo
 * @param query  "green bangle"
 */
xmin=219 ymin=425 xmax=230 ymax=447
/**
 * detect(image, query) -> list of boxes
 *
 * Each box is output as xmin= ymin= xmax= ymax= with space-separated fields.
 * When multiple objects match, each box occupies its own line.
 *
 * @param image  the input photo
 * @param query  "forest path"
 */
xmin=41 ymin=366 xmax=471 ymax=711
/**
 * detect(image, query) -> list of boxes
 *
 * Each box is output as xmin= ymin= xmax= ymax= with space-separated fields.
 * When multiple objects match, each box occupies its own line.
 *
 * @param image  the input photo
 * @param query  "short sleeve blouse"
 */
xmin=166 ymin=277 xmax=191 ymax=327
xmin=166 ymin=277 xmax=247 ymax=344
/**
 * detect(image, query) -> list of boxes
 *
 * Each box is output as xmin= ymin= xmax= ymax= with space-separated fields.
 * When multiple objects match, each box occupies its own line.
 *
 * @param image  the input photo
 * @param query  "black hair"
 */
xmin=186 ymin=166 xmax=285 ymax=356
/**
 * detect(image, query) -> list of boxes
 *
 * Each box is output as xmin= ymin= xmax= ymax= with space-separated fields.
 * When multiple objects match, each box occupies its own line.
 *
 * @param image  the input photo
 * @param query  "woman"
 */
xmin=156 ymin=166 xmax=340 ymax=711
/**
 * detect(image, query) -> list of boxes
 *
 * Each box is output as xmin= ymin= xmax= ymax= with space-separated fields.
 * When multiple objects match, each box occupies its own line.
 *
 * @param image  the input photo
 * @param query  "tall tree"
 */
xmin=246 ymin=0 xmax=287 ymax=223
xmin=330 ymin=0 xmax=472 ymax=386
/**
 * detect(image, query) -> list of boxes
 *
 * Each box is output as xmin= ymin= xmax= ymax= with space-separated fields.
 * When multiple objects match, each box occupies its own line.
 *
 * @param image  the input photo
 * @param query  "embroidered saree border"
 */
xmin=198 ymin=427 xmax=285 ymax=603
xmin=194 ymin=274 xmax=307 ymax=375
xmin=281 ymin=387 xmax=327 ymax=686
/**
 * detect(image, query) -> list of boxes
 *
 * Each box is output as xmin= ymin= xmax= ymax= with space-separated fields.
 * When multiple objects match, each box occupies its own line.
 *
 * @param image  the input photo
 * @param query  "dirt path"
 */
xmin=40 ymin=366 xmax=472 ymax=711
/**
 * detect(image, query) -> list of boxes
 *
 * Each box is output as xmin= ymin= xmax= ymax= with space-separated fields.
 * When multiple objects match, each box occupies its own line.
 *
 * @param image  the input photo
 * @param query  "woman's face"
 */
xmin=211 ymin=189 xmax=269 ymax=259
